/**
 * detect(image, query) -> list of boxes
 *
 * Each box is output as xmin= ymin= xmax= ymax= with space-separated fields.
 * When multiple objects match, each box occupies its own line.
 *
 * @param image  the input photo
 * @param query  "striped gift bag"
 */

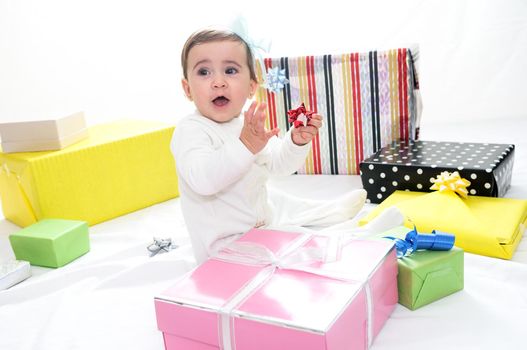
xmin=255 ymin=48 xmax=421 ymax=175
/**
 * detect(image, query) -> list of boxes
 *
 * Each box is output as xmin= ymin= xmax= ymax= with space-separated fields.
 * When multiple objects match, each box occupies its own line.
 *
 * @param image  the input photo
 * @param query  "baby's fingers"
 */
xmin=265 ymin=127 xmax=280 ymax=140
xmin=301 ymin=126 xmax=318 ymax=137
xmin=307 ymin=114 xmax=323 ymax=128
xmin=255 ymin=103 xmax=268 ymax=131
xmin=244 ymin=101 xmax=258 ymax=123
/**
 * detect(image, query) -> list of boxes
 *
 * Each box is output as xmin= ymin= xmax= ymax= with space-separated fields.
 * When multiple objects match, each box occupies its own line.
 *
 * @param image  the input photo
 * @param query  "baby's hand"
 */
xmin=239 ymin=101 xmax=280 ymax=154
xmin=291 ymin=113 xmax=323 ymax=146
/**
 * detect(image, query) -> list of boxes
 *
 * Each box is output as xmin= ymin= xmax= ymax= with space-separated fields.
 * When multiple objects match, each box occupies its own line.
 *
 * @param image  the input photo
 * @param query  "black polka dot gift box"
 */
xmin=359 ymin=140 xmax=515 ymax=204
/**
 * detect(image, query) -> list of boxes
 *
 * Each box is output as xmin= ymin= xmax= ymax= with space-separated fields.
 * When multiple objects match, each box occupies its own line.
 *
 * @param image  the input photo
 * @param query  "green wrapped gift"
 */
xmin=374 ymin=226 xmax=464 ymax=310
xmin=9 ymin=219 xmax=90 ymax=268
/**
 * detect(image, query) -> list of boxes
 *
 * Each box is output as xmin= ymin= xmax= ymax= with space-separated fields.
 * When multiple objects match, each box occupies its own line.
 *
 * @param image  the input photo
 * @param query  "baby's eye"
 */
xmin=225 ymin=67 xmax=238 ymax=75
xmin=197 ymin=68 xmax=210 ymax=76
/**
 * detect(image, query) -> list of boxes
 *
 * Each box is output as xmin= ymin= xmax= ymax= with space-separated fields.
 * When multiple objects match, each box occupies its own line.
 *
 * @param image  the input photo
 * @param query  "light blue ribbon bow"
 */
xmin=264 ymin=67 xmax=289 ymax=93
xmin=229 ymin=16 xmax=271 ymax=63
xmin=229 ymin=17 xmax=288 ymax=93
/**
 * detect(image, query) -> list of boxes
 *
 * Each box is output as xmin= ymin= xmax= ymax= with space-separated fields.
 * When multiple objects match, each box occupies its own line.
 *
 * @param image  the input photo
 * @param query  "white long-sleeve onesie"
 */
xmin=171 ymin=111 xmax=311 ymax=263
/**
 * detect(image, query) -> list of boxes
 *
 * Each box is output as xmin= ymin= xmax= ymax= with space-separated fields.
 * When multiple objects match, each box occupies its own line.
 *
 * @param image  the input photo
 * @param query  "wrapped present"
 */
xmin=255 ymin=48 xmax=421 ymax=175
xmin=0 ymin=112 xmax=88 ymax=153
xmin=0 ymin=120 xmax=179 ymax=227
xmin=154 ymin=228 xmax=397 ymax=350
xmin=360 ymin=189 xmax=527 ymax=259
xmin=0 ymin=259 xmax=31 ymax=290
xmin=9 ymin=219 xmax=89 ymax=268
xmin=359 ymin=140 xmax=515 ymax=203
xmin=374 ymin=226 xmax=464 ymax=310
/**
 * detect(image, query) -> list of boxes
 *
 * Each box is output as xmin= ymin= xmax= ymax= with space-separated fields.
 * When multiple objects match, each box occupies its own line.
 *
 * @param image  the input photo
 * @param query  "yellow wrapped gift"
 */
xmin=0 ymin=120 xmax=179 ymax=227
xmin=360 ymin=172 xmax=527 ymax=260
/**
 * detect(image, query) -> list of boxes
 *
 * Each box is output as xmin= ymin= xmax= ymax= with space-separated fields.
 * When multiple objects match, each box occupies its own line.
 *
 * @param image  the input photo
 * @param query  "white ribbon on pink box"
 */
xmin=155 ymin=208 xmax=403 ymax=349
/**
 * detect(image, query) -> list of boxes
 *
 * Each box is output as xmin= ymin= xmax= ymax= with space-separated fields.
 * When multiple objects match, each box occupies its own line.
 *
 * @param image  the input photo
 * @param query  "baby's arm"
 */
xmin=173 ymin=121 xmax=255 ymax=196
xmin=265 ymin=113 xmax=323 ymax=175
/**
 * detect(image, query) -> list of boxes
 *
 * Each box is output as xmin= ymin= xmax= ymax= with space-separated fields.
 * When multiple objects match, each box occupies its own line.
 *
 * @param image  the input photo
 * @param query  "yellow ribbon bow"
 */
xmin=430 ymin=171 xmax=471 ymax=198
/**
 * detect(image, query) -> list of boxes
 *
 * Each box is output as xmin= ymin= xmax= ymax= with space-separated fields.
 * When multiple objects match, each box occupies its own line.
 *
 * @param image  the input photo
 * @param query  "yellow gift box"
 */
xmin=0 ymin=120 xmax=178 ymax=227
xmin=360 ymin=190 xmax=527 ymax=260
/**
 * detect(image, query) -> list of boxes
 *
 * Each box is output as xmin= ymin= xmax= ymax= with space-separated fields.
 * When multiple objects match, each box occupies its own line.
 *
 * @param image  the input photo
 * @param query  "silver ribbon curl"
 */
xmin=147 ymin=237 xmax=177 ymax=257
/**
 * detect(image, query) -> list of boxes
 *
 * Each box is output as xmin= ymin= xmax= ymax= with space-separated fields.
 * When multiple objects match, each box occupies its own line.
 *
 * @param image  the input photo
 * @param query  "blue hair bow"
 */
xmin=230 ymin=16 xmax=271 ymax=63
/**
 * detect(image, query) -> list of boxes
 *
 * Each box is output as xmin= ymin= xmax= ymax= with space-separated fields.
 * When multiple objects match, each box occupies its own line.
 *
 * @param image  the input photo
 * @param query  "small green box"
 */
xmin=376 ymin=226 xmax=464 ymax=310
xmin=9 ymin=219 xmax=90 ymax=268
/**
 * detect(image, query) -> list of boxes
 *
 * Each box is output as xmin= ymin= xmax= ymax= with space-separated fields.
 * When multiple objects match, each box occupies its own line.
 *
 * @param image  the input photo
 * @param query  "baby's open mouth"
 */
xmin=212 ymin=96 xmax=230 ymax=106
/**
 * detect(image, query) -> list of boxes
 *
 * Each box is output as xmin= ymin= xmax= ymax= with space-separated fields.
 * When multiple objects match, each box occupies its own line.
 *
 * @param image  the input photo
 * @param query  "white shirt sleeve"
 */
xmin=171 ymin=119 xmax=255 ymax=196
xmin=261 ymin=128 xmax=311 ymax=176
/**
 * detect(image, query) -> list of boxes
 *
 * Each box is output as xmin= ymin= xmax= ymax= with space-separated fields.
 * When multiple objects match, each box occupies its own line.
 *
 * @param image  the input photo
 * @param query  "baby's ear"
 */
xmin=249 ymin=79 xmax=258 ymax=98
xmin=181 ymin=78 xmax=193 ymax=101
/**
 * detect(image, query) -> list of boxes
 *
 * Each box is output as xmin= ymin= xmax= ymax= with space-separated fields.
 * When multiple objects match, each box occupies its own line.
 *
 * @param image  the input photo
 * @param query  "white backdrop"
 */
xmin=1 ymin=0 xmax=526 ymax=126
xmin=1 ymin=4 xmax=527 ymax=348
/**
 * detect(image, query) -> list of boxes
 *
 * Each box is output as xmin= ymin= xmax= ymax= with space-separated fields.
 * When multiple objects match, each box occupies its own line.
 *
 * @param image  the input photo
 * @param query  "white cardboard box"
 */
xmin=0 ymin=112 xmax=88 ymax=153
xmin=0 ymin=260 xmax=31 ymax=290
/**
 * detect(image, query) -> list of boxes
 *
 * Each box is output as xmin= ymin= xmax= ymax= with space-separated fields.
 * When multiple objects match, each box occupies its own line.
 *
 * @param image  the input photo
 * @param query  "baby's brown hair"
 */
xmin=181 ymin=29 xmax=257 ymax=81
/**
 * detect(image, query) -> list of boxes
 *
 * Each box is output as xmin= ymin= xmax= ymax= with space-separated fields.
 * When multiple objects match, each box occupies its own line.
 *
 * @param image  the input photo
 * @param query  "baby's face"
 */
xmin=182 ymin=40 xmax=257 ymax=123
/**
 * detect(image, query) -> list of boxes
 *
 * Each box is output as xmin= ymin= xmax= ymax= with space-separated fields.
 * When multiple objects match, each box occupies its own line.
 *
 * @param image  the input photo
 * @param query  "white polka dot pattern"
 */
xmin=359 ymin=140 xmax=515 ymax=203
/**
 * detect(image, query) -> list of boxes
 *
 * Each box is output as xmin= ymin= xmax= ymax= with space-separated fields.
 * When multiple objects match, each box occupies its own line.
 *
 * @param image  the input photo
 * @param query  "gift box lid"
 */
xmin=361 ymin=190 xmax=527 ymax=259
xmin=234 ymin=237 xmax=395 ymax=334
xmin=233 ymin=269 xmax=364 ymax=332
xmin=155 ymin=229 xmax=396 ymax=349
xmin=0 ymin=260 xmax=31 ymax=291
xmin=360 ymin=140 xmax=515 ymax=203
xmin=234 ymin=235 xmax=395 ymax=329
xmin=9 ymin=219 xmax=90 ymax=268
xmin=0 ymin=112 xmax=88 ymax=153
xmin=158 ymin=229 xmax=304 ymax=307
xmin=10 ymin=218 xmax=87 ymax=240
xmin=156 ymin=229 xmax=365 ymax=331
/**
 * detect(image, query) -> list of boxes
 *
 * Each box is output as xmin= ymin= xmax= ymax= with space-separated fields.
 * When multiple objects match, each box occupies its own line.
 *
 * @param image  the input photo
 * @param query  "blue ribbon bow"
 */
xmin=264 ymin=67 xmax=289 ymax=93
xmin=229 ymin=16 xmax=271 ymax=63
xmin=384 ymin=226 xmax=455 ymax=258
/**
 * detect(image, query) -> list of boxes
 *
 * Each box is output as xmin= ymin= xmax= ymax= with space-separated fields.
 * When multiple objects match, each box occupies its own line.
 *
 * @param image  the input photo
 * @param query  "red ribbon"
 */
xmin=287 ymin=103 xmax=314 ymax=128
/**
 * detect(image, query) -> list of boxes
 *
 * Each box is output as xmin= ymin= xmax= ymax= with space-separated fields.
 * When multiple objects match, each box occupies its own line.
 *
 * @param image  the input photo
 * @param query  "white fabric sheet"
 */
xmin=1 ymin=117 xmax=526 ymax=350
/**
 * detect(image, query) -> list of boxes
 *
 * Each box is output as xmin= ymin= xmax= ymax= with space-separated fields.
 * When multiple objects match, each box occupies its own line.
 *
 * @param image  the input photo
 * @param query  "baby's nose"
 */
xmin=213 ymin=78 xmax=227 ymax=88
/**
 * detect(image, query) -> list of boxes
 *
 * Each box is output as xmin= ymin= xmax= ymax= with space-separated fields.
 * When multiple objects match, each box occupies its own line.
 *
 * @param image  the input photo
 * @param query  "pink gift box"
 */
xmin=154 ymin=229 xmax=397 ymax=350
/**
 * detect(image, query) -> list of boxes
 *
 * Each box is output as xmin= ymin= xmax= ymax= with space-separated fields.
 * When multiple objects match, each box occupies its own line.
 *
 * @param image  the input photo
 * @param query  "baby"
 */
xmin=172 ymin=28 xmax=365 ymax=263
